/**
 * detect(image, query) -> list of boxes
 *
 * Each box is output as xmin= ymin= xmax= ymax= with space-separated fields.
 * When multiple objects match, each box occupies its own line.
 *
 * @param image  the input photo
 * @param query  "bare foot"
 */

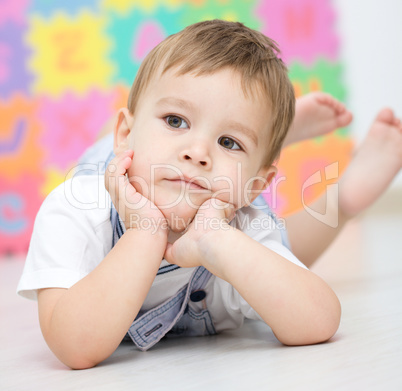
xmin=284 ymin=92 xmax=353 ymax=147
xmin=339 ymin=108 xmax=402 ymax=217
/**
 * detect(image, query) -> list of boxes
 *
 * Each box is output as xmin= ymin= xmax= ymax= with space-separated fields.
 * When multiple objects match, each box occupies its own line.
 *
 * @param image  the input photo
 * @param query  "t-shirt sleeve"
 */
xmin=17 ymin=178 xmax=112 ymax=301
xmin=214 ymin=207 xmax=308 ymax=323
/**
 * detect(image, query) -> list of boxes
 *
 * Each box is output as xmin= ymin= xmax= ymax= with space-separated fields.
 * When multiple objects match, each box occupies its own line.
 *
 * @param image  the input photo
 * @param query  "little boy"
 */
xmin=17 ymin=20 xmax=402 ymax=370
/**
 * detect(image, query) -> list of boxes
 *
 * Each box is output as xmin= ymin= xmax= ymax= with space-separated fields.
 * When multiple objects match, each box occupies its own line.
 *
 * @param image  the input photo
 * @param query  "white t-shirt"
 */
xmin=17 ymin=175 xmax=307 ymax=333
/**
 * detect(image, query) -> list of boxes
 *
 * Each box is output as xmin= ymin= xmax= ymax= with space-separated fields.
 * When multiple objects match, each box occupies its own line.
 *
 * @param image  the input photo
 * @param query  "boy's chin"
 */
xmin=161 ymin=207 xmax=198 ymax=233
xmin=168 ymin=220 xmax=190 ymax=233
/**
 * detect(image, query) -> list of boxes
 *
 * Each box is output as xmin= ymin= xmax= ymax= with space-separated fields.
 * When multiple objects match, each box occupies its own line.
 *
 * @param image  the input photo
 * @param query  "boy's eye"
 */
xmin=166 ymin=116 xmax=189 ymax=129
xmin=218 ymin=136 xmax=242 ymax=150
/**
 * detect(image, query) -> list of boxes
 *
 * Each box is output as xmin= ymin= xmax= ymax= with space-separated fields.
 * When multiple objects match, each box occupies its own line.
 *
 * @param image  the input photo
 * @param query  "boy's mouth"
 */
xmin=165 ymin=176 xmax=210 ymax=191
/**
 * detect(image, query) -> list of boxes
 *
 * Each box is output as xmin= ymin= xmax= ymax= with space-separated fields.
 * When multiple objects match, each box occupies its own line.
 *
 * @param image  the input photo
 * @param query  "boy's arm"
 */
xmin=199 ymin=228 xmax=341 ymax=346
xmin=38 ymin=150 xmax=167 ymax=370
xmin=165 ymin=200 xmax=341 ymax=346
xmin=38 ymin=228 xmax=166 ymax=370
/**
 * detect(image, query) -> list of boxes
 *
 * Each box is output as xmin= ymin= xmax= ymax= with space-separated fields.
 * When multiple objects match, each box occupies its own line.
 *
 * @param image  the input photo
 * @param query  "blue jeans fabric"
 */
xmin=128 ymin=267 xmax=215 ymax=351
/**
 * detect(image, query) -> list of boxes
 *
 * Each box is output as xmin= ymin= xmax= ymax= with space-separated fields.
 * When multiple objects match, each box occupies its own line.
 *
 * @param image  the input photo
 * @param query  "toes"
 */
xmin=375 ymin=108 xmax=395 ymax=124
xmin=315 ymin=92 xmax=347 ymax=114
xmin=393 ymin=117 xmax=401 ymax=128
xmin=338 ymin=110 xmax=353 ymax=127
xmin=315 ymin=92 xmax=333 ymax=106
xmin=397 ymin=119 xmax=402 ymax=133
xmin=335 ymin=101 xmax=348 ymax=115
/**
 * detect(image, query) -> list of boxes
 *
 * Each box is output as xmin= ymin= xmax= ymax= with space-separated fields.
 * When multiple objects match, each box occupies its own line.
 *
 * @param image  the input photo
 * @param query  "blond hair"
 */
xmin=127 ymin=19 xmax=295 ymax=167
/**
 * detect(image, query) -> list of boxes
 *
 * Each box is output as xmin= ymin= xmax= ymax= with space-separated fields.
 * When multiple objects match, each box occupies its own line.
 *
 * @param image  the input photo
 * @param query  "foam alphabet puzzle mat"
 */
xmin=0 ymin=0 xmax=352 ymax=254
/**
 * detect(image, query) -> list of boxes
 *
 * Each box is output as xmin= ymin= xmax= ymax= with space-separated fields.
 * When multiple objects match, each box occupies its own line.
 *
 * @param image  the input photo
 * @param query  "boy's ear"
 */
xmin=113 ymin=108 xmax=134 ymax=154
xmin=247 ymin=165 xmax=277 ymax=204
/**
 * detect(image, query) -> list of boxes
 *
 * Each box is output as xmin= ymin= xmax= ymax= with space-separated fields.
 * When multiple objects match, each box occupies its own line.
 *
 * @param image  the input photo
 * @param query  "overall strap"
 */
xmin=110 ymin=206 xmax=181 ymax=275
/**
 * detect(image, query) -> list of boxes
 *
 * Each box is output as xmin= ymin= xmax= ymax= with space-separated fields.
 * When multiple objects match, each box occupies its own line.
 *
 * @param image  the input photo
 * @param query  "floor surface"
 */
xmin=1 ymin=191 xmax=401 ymax=391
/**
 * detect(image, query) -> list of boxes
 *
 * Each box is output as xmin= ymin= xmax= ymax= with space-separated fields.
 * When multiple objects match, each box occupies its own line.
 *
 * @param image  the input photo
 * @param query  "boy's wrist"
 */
xmin=197 ymin=227 xmax=238 ymax=279
xmin=124 ymin=214 xmax=169 ymax=236
xmin=124 ymin=225 xmax=168 ymax=248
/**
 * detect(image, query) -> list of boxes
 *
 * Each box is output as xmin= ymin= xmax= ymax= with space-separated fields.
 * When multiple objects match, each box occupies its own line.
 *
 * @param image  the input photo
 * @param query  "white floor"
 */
xmin=1 ymin=190 xmax=401 ymax=391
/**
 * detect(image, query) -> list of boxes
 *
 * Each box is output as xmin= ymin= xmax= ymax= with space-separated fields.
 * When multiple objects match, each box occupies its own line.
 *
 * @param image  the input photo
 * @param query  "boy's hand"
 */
xmin=164 ymin=198 xmax=235 ymax=270
xmin=105 ymin=150 xmax=167 ymax=235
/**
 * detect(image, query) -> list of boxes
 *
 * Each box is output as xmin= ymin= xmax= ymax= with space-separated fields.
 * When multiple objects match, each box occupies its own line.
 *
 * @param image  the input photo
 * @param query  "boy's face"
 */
xmin=115 ymin=67 xmax=276 ymax=232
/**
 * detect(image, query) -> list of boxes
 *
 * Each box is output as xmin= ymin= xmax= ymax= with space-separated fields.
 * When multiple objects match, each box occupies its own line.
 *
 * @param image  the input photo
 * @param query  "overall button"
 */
xmin=190 ymin=290 xmax=206 ymax=302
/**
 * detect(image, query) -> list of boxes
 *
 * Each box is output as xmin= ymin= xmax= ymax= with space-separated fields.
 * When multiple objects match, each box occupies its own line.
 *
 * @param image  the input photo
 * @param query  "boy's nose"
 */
xmin=180 ymin=144 xmax=212 ymax=168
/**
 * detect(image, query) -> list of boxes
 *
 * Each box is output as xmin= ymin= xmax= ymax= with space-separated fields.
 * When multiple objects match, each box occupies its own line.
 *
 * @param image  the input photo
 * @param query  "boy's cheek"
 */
xmin=127 ymin=159 xmax=153 ymax=197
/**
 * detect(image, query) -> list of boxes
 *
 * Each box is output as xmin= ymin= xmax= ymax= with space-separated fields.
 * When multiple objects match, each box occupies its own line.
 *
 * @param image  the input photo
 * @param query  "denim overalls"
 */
xmin=77 ymin=134 xmax=290 ymax=350
xmin=111 ymin=204 xmax=216 ymax=351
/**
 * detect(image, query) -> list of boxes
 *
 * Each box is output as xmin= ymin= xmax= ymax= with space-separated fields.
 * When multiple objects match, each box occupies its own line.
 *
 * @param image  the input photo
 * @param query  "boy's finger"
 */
xmin=109 ymin=149 xmax=133 ymax=168
xmin=163 ymin=243 xmax=176 ymax=266
xmin=107 ymin=150 xmax=133 ymax=176
xmin=107 ymin=150 xmax=134 ymax=174
xmin=222 ymin=203 xmax=236 ymax=221
xmin=108 ymin=149 xmax=132 ymax=167
xmin=105 ymin=150 xmax=133 ymax=193
xmin=206 ymin=198 xmax=236 ymax=220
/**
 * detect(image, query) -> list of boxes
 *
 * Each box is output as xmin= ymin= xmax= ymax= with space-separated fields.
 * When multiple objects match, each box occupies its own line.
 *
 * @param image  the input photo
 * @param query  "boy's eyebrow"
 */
xmin=157 ymin=97 xmax=195 ymax=111
xmin=224 ymin=120 xmax=258 ymax=147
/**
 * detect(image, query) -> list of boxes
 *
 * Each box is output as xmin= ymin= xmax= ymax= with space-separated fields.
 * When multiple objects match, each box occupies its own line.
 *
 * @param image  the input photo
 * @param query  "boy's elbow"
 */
xmin=280 ymin=317 xmax=340 ymax=346
xmin=64 ymin=356 xmax=99 ymax=371
xmin=275 ymin=296 xmax=342 ymax=346
xmin=54 ymin=348 xmax=101 ymax=370
xmin=313 ymin=291 xmax=342 ymax=344
xmin=44 ymin=333 xmax=104 ymax=370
